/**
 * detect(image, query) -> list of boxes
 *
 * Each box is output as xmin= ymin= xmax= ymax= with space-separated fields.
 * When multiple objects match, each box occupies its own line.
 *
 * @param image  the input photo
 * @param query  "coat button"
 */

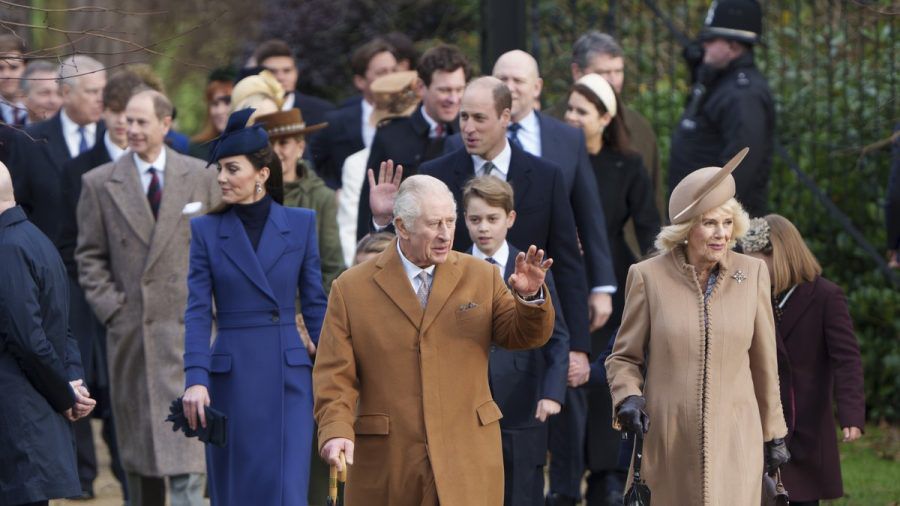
xmin=271 ymin=310 xmax=280 ymax=323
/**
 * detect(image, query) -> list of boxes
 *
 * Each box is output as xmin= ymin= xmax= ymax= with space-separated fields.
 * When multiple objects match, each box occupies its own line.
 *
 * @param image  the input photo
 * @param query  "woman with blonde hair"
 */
xmin=740 ymin=214 xmax=864 ymax=506
xmin=605 ymin=148 xmax=789 ymax=505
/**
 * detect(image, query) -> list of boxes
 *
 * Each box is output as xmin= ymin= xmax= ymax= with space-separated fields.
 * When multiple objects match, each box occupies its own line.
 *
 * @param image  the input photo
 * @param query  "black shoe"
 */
xmin=546 ymin=492 xmax=578 ymax=506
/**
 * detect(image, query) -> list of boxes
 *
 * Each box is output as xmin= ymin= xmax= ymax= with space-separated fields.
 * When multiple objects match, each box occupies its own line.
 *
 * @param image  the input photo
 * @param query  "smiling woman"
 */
xmin=605 ymin=148 xmax=789 ymax=506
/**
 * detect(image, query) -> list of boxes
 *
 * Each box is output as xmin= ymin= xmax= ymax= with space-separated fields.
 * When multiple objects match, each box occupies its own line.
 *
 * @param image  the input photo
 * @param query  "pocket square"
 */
xmin=182 ymin=201 xmax=203 ymax=214
xmin=458 ymin=302 xmax=479 ymax=312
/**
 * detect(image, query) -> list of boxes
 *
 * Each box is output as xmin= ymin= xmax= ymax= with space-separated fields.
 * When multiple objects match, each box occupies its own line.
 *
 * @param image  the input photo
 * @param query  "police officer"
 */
xmin=669 ymin=0 xmax=774 ymax=218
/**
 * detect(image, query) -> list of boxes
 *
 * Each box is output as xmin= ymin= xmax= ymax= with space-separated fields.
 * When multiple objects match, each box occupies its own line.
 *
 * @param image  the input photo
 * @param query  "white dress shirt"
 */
xmin=361 ymin=99 xmax=375 ymax=148
xmin=471 ymin=140 xmax=512 ymax=180
xmin=282 ymin=92 xmax=295 ymax=111
xmin=512 ymin=110 xmax=542 ymax=157
xmin=60 ymin=109 xmax=97 ymax=159
xmin=397 ymin=240 xmax=435 ymax=294
xmin=420 ymin=107 xmax=442 ymax=138
xmin=0 ymin=99 xmax=27 ymax=126
xmin=103 ymin=131 xmax=128 ymax=162
xmin=133 ymin=149 xmax=167 ymax=194
xmin=471 ymin=240 xmax=510 ymax=274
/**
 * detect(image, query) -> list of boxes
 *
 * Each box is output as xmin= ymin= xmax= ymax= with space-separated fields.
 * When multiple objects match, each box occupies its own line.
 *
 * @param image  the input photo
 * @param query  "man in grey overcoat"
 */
xmin=76 ymin=89 xmax=220 ymax=506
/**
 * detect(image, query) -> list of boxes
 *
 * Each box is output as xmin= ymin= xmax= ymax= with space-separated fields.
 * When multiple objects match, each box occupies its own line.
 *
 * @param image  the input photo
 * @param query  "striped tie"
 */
xmin=147 ymin=167 xmax=162 ymax=219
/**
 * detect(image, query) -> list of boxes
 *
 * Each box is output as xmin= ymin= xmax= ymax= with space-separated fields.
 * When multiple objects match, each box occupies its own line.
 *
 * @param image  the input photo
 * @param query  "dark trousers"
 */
xmin=547 ymin=386 xmax=588 ymax=499
xmin=501 ymin=426 xmax=546 ymax=506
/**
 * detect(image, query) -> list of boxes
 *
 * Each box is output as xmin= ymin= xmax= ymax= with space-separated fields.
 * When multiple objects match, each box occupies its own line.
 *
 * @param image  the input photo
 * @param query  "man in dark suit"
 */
xmin=356 ymin=44 xmax=471 ymax=240
xmin=463 ymin=175 xmax=568 ymax=506
xmin=58 ymin=68 xmax=139 ymax=501
xmin=401 ymin=78 xmax=592 ymax=405
xmin=8 ymin=55 xmax=106 ymax=247
xmin=254 ymin=39 xmax=335 ymax=129
xmin=0 ymin=160 xmax=96 ymax=506
xmin=309 ymin=38 xmax=397 ymax=188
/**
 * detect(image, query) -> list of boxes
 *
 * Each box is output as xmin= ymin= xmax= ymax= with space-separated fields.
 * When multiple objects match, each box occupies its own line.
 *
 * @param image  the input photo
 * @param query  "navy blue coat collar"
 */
xmin=0 ymin=206 xmax=27 ymax=229
xmin=217 ymin=201 xmax=291 ymax=303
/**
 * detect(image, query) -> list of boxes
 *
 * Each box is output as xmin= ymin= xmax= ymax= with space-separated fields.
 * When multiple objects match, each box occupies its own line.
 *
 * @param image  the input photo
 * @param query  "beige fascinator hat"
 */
xmin=668 ymin=147 xmax=749 ymax=224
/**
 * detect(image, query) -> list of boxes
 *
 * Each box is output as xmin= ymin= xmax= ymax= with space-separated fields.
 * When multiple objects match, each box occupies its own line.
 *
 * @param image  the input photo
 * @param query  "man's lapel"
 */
xmin=420 ymin=251 xmax=462 ymax=335
xmin=507 ymin=144 xmax=533 ymax=202
xmin=104 ymin=154 xmax=153 ymax=246
xmin=373 ymin=240 xmax=425 ymax=329
xmin=145 ymin=148 xmax=191 ymax=271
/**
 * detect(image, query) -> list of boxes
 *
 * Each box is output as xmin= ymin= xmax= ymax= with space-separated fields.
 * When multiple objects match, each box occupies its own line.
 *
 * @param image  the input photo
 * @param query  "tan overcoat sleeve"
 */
xmin=605 ymin=264 xmax=650 ymax=425
xmin=75 ymin=176 xmax=122 ymax=324
xmin=312 ymin=280 xmax=359 ymax=450
xmin=749 ymin=262 xmax=788 ymax=441
xmin=489 ymin=267 xmax=554 ymax=351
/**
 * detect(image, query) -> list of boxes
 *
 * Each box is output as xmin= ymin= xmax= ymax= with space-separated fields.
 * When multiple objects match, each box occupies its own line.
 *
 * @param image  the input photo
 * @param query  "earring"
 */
xmin=255 ymin=181 xmax=262 ymax=194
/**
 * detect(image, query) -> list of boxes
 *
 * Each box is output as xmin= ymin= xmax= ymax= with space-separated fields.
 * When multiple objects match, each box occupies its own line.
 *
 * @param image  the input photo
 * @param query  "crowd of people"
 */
xmin=0 ymin=1 xmax=873 ymax=506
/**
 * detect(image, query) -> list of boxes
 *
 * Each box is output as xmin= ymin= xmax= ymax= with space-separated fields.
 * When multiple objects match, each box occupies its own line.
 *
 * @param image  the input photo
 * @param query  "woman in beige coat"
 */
xmin=605 ymin=149 xmax=789 ymax=505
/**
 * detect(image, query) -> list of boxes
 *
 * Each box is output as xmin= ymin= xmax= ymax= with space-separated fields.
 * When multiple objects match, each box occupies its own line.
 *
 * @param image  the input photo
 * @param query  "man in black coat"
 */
xmin=356 ymin=44 xmax=471 ymax=240
xmin=309 ymin=38 xmax=398 ymax=188
xmin=254 ymin=39 xmax=335 ymax=129
xmin=0 ymin=160 xmax=95 ymax=506
xmin=406 ymin=78 xmax=592 ymax=383
xmin=669 ymin=0 xmax=774 ymax=218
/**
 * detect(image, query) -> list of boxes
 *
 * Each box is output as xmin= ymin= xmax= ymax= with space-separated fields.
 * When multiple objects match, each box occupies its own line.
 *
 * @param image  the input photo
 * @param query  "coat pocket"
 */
xmin=284 ymin=348 xmax=312 ymax=367
xmin=210 ymin=354 xmax=232 ymax=373
xmin=354 ymin=414 xmax=390 ymax=435
xmin=476 ymin=400 xmax=503 ymax=426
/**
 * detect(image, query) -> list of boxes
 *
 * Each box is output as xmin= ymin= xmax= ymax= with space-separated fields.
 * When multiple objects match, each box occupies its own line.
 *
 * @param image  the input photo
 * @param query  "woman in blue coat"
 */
xmin=182 ymin=108 xmax=327 ymax=505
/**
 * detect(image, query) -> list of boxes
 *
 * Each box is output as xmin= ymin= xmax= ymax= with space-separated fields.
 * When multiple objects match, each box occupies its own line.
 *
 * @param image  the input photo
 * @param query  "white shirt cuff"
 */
xmin=591 ymin=285 xmax=617 ymax=294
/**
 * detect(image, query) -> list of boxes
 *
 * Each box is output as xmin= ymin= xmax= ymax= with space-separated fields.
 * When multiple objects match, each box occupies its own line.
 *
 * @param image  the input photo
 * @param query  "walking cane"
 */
xmin=327 ymin=452 xmax=347 ymax=506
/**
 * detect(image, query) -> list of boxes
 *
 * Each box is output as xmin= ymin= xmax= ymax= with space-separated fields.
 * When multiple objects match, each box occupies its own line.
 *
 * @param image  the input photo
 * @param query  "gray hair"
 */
xmin=393 ymin=175 xmax=457 ymax=231
xmin=572 ymin=31 xmax=623 ymax=70
xmin=21 ymin=60 xmax=59 ymax=94
xmin=58 ymin=55 xmax=105 ymax=89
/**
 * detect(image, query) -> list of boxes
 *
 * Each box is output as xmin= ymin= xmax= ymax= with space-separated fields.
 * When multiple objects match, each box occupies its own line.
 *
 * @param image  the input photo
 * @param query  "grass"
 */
xmin=823 ymin=424 xmax=900 ymax=506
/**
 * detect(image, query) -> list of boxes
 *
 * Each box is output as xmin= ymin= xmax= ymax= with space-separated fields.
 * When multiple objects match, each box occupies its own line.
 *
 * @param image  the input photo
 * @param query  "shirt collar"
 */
xmin=420 ymin=107 xmax=440 ymax=135
xmin=397 ymin=240 xmax=435 ymax=283
xmin=133 ymin=148 xmax=167 ymax=174
xmin=60 ymin=108 xmax=96 ymax=139
xmin=103 ymin=131 xmax=128 ymax=161
xmin=471 ymin=139 xmax=512 ymax=178
xmin=471 ymin=240 xmax=509 ymax=272
xmin=361 ymin=98 xmax=374 ymax=122
xmin=282 ymin=91 xmax=295 ymax=111
xmin=517 ymin=109 xmax=538 ymax=133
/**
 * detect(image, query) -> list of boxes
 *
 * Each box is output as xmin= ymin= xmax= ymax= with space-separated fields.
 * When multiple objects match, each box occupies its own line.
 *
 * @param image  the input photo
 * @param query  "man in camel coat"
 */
xmin=313 ymin=174 xmax=555 ymax=506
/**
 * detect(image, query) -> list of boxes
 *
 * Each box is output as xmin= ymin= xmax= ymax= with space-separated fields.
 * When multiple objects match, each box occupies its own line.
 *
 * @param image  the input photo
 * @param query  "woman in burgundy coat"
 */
xmin=741 ymin=214 xmax=866 ymax=506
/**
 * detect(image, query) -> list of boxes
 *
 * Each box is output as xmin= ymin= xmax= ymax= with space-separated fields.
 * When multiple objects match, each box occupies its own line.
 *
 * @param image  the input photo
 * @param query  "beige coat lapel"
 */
xmin=145 ymin=148 xmax=191 ymax=272
xmin=373 ymin=240 xmax=424 ymax=329
xmin=104 ymin=154 xmax=153 ymax=246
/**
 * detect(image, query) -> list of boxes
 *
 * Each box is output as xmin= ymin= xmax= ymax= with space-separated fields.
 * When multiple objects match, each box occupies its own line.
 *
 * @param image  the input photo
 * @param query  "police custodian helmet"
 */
xmin=700 ymin=0 xmax=763 ymax=45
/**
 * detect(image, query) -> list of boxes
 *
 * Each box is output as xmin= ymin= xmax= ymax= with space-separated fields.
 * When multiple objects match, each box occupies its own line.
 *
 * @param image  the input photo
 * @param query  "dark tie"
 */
xmin=481 ymin=161 xmax=496 ymax=177
xmin=485 ymin=257 xmax=497 ymax=265
xmin=507 ymin=122 xmax=523 ymax=150
xmin=147 ymin=167 xmax=162 ymax=219
xmin=433 ymin=123 xmax=445 ymax=138
xmin=78 ymin=126 xmax=89 ymax=154
xmin=14 ymin=107 xmax=26 ymax=126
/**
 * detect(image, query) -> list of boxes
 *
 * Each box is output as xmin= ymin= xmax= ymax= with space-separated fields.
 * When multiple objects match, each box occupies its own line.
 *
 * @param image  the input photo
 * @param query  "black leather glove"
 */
xmin=764 ymin=438 xmax=790 ymax=474
xmin=616 ymin=395 xmax=650 ymax=434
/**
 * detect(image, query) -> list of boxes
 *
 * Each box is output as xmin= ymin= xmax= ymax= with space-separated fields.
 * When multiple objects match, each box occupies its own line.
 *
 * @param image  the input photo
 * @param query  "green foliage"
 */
xmin=532 ymin=0 xmax=899 ymax=420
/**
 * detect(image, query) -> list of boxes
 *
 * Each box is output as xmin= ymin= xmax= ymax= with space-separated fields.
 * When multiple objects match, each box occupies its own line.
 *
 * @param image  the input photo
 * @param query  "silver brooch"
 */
xmin=732 ymin=270 xmax=747 ymax=284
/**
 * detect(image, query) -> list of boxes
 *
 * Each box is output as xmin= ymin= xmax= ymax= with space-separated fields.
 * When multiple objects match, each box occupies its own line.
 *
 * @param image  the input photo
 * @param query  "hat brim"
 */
xmin=266 ymin=121 xmax=328 ymax=139
xmin=671 ymin=147 xmax=749 ymax=224
xmin=371 ymin=102 xmax=418 ymax=126
xmin=699 ymin=27 xmax=759 ymax=44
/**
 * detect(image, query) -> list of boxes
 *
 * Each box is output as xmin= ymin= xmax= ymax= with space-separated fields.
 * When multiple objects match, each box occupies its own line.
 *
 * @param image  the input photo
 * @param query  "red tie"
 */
xmin=147 ymin=167 xmax=162 ymax=219
xmin=433 ymin=123 xmax=444 ymax=138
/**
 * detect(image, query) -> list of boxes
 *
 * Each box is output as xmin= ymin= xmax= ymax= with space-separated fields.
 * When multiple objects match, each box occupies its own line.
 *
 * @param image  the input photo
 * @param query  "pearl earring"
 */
xmin=255 ymin=181 xmax=262 ymax=194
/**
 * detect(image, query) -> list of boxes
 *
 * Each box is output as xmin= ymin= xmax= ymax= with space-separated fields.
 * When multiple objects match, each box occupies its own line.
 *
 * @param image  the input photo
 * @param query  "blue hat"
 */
xmin=206 ymin=108 xmax=270 ymax=166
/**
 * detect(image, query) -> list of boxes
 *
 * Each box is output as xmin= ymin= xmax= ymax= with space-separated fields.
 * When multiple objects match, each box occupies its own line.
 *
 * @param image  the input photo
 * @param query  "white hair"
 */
xmin=393 ymin=175 xmax=456 ymax=231
xmin=58 ymin=55 xmax=106 ymax=88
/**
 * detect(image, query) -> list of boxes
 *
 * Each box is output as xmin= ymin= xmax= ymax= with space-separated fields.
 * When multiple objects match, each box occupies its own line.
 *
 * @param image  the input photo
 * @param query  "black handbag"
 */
xmin=623 ymin=431 xmax=651 ymax=506
xmin=761 ymin=468 xmax=789 ymax=506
